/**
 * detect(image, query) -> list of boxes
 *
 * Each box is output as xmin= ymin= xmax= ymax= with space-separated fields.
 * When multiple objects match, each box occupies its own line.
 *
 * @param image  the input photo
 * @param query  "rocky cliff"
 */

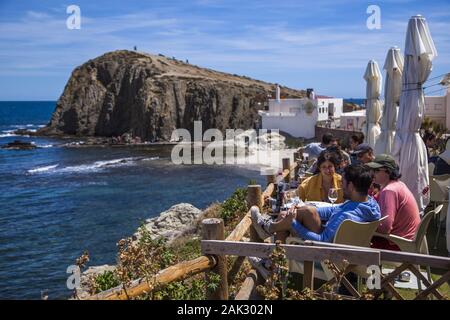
xmin=40 ymin=50 xmax=305 ymax=141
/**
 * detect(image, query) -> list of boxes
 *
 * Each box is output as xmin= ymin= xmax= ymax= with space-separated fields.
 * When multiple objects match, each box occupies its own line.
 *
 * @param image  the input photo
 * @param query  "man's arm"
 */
xmin=316 ymin=205 xmax=335 ymax=221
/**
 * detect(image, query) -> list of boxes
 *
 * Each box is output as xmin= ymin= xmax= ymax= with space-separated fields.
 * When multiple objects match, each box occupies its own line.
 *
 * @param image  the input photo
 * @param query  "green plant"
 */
xmin=220 ymin=188 xmax=247 ymax=222
xmin=153 ymin=276 xmax=212 ymax=300
xmin=94 ymin=271 xmax=120 ymax=293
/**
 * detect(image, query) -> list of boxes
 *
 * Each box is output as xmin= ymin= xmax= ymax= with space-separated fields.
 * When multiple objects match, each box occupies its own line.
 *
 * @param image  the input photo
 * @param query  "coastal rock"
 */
xmin=39 ymin=50 xmax=305 ymax=141
xmin=135 ymin=203 xmax=203 ymax=243
xmin=2 ymin=140 xmax=37 ymax=150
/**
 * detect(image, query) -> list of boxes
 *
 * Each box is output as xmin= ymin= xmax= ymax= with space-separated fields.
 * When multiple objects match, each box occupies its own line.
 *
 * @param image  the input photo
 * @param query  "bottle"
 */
xmin=276 ymin=182 xmax=285 ymax=213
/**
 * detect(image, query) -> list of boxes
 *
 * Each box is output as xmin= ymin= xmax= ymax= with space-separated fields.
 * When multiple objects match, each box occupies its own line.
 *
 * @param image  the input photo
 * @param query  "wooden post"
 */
xmin=247 ymin=185 xmax=263 ymax=243
xmin=282 ymin=158 xmax=291 ymax=183
xmin=303 ymin=261 xmax=315 ymax=290
xmin=247 ymin=184 xmax=262 ymax=210
xmin=202 ymin=218 xmax=228 ymax=300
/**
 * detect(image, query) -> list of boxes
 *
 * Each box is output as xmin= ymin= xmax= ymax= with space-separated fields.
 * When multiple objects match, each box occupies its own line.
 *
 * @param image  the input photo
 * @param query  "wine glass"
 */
xmin=328 ymin=188 xmax=338 ymax=207
xmin=298 ymin=168 xmax=305 ymax=182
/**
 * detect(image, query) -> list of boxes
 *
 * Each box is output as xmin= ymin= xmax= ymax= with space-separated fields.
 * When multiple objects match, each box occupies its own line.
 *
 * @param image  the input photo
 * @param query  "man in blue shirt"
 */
xmin=252 ymin=164 xmax=381 ymax=242
xmin=302 ymin=133 xmax=335 ymax=160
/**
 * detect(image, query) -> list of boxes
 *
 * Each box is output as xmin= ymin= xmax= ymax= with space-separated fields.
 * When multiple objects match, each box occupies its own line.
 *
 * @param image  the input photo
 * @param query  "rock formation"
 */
xmin=134 ymin=203 xmax=203 ymax=244
xmin=39 ymin=50 xmax=305 ymax=141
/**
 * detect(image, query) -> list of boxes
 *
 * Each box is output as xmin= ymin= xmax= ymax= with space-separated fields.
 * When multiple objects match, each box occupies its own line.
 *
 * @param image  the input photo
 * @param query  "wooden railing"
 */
xmin=85 ymin=155 xmax=450 ymax=300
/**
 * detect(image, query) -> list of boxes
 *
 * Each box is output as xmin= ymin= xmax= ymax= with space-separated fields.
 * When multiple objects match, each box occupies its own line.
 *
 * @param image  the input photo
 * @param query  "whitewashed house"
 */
xmin=339 ymin=110 xmax=367 ymax=131
xmin=259 ymin=87 xmax=343 ymax=139
xmin=424 ymin=86 xmax=450 ymax=130
xmin=337 ymin=86 xmax=450 ymax=132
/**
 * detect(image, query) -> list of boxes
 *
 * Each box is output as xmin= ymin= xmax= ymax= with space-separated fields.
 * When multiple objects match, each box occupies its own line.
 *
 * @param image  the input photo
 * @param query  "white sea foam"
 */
xmin=142 ymin=156 xmax=160 ymax=161
xmin=27 ymin=156 xmax=160 ymax=175
xmin=28 ymin=164 xmax=59 ymax=174
xmin=0 ymin=133 xmax=18 ymax=138
xmin=1 ymin=128 xmax=31 ymax=138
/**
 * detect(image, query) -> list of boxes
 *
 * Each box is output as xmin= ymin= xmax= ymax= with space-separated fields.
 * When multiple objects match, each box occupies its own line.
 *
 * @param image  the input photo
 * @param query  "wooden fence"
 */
xmin=85 ymin=155 xmax=450 ymax=300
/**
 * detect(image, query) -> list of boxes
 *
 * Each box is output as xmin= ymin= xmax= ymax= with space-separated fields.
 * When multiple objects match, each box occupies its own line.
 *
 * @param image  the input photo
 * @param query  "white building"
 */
xmin=337 ymin=86 xmax=450 ymax=132
xmin=259 ymin=87 xmax=343 ymax=138
xmin=339 ymin=110 xmax=367 ymax=131
xmin=424 ymin=87 xmax=450 ymax=130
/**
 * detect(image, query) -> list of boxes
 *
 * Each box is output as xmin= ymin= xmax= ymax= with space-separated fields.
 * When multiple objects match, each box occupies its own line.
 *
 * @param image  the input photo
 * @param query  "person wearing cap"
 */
xmin=351 ymin=143 xmax=375 ymax=165
xmin=366 ymin=154 xmax=421 ymax=251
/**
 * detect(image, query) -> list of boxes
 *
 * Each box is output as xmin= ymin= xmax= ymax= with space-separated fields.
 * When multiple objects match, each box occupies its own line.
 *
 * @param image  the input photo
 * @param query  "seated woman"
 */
xmin=297 ymin=150 xmax=344 ymax=204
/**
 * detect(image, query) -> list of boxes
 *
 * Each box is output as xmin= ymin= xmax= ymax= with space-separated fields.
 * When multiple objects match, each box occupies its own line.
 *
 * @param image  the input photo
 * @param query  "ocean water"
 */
xmin=343 ymin=98 xmax=365 ymax=108
xmin=0 ymin=101 xmax=265 ymax=299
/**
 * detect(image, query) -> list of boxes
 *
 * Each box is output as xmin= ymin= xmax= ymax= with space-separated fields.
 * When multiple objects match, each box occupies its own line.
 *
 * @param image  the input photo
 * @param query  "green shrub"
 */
xmin=95 ymin=271 xmax=120 ymax=293
xmin=220 ymin=188 xmax=247 ymax=222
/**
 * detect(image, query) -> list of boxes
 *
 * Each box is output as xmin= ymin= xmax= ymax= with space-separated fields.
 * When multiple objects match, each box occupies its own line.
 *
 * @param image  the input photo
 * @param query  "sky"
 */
xmin=0 ymin=0 xmax=449 ymax=100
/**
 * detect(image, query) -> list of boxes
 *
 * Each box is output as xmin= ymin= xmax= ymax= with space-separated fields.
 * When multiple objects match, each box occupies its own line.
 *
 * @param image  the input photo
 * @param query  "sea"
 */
xmin=0 ymin=101 xmax=265 ymax=299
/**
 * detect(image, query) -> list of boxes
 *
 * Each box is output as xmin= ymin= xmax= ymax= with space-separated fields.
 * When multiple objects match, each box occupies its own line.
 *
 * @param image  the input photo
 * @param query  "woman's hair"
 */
xmin=350 ymin=133 xmax=364 ymax=145
xmin=314 ymin=150 xmax=341 ymax=174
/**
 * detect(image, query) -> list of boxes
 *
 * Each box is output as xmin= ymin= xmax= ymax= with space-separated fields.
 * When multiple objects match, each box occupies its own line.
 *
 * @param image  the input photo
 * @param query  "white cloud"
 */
xmin=0 ymin=3 xmax=449 ymax=98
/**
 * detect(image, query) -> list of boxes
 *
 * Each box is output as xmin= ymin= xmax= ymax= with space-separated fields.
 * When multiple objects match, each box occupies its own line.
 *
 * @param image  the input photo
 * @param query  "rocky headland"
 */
xmin=38 ymin=50 xmax=305 ymax=142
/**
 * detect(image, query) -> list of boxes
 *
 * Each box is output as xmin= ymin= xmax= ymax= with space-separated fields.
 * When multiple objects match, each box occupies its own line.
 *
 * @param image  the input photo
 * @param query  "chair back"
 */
xmin=430 ymin=178 xmax=449 ymax=203
xmin=333 ymin=216 xmax=387 ymax=247
xmin=433 ymin=174 xmax=450 ymax=181
xmin=414 ymin=205 xmax=443 ymax=250
xmin=428 ymin=162 xmax=435 ymax=177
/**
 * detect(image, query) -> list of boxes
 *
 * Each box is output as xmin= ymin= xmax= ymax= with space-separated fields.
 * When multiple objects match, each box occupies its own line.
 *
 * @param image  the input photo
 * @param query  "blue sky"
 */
xmin=0 ymin=0 xmax=449 ymax=100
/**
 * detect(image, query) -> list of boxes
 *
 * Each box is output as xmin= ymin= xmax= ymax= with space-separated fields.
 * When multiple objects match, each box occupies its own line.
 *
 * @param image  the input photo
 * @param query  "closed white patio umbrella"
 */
xmin=363 ymin=60 xmax=382 ymax=148
xmin=375 ymin=47 xmax=404 ymax=155
xmin=392 ymin=15 xmax=437 ymax=212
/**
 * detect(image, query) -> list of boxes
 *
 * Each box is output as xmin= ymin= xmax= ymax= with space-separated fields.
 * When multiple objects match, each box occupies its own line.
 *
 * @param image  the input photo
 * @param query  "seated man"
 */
xmin=251 ymin=164 xmax=381 ymax=243
xmin=350 ymin=143 xmax=375 ymax=165
xmin=302 ymin=132 xmax=335 ymax=160
xmin=366 ymin=154 xmax=421 ymax=251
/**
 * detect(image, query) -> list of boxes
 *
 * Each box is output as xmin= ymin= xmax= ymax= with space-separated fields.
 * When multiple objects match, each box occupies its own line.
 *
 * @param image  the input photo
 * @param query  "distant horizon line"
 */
xmin=0 ymin=98 xmax=366 ymax=102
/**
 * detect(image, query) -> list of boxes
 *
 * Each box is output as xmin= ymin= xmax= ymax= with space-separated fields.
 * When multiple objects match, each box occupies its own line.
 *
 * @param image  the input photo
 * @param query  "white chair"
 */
xmin=429 ymin=178 xmax=449 ymax=249
xmin=374 ymin=205 xmax=443 ymax=283
xmin=287 ymin=217 xmax=386 ymax=284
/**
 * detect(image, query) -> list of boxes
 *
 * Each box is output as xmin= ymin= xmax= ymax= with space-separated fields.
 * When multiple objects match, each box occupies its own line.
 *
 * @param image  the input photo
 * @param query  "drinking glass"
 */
xmin=328 ymin=188 xmax=338 ymax=207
